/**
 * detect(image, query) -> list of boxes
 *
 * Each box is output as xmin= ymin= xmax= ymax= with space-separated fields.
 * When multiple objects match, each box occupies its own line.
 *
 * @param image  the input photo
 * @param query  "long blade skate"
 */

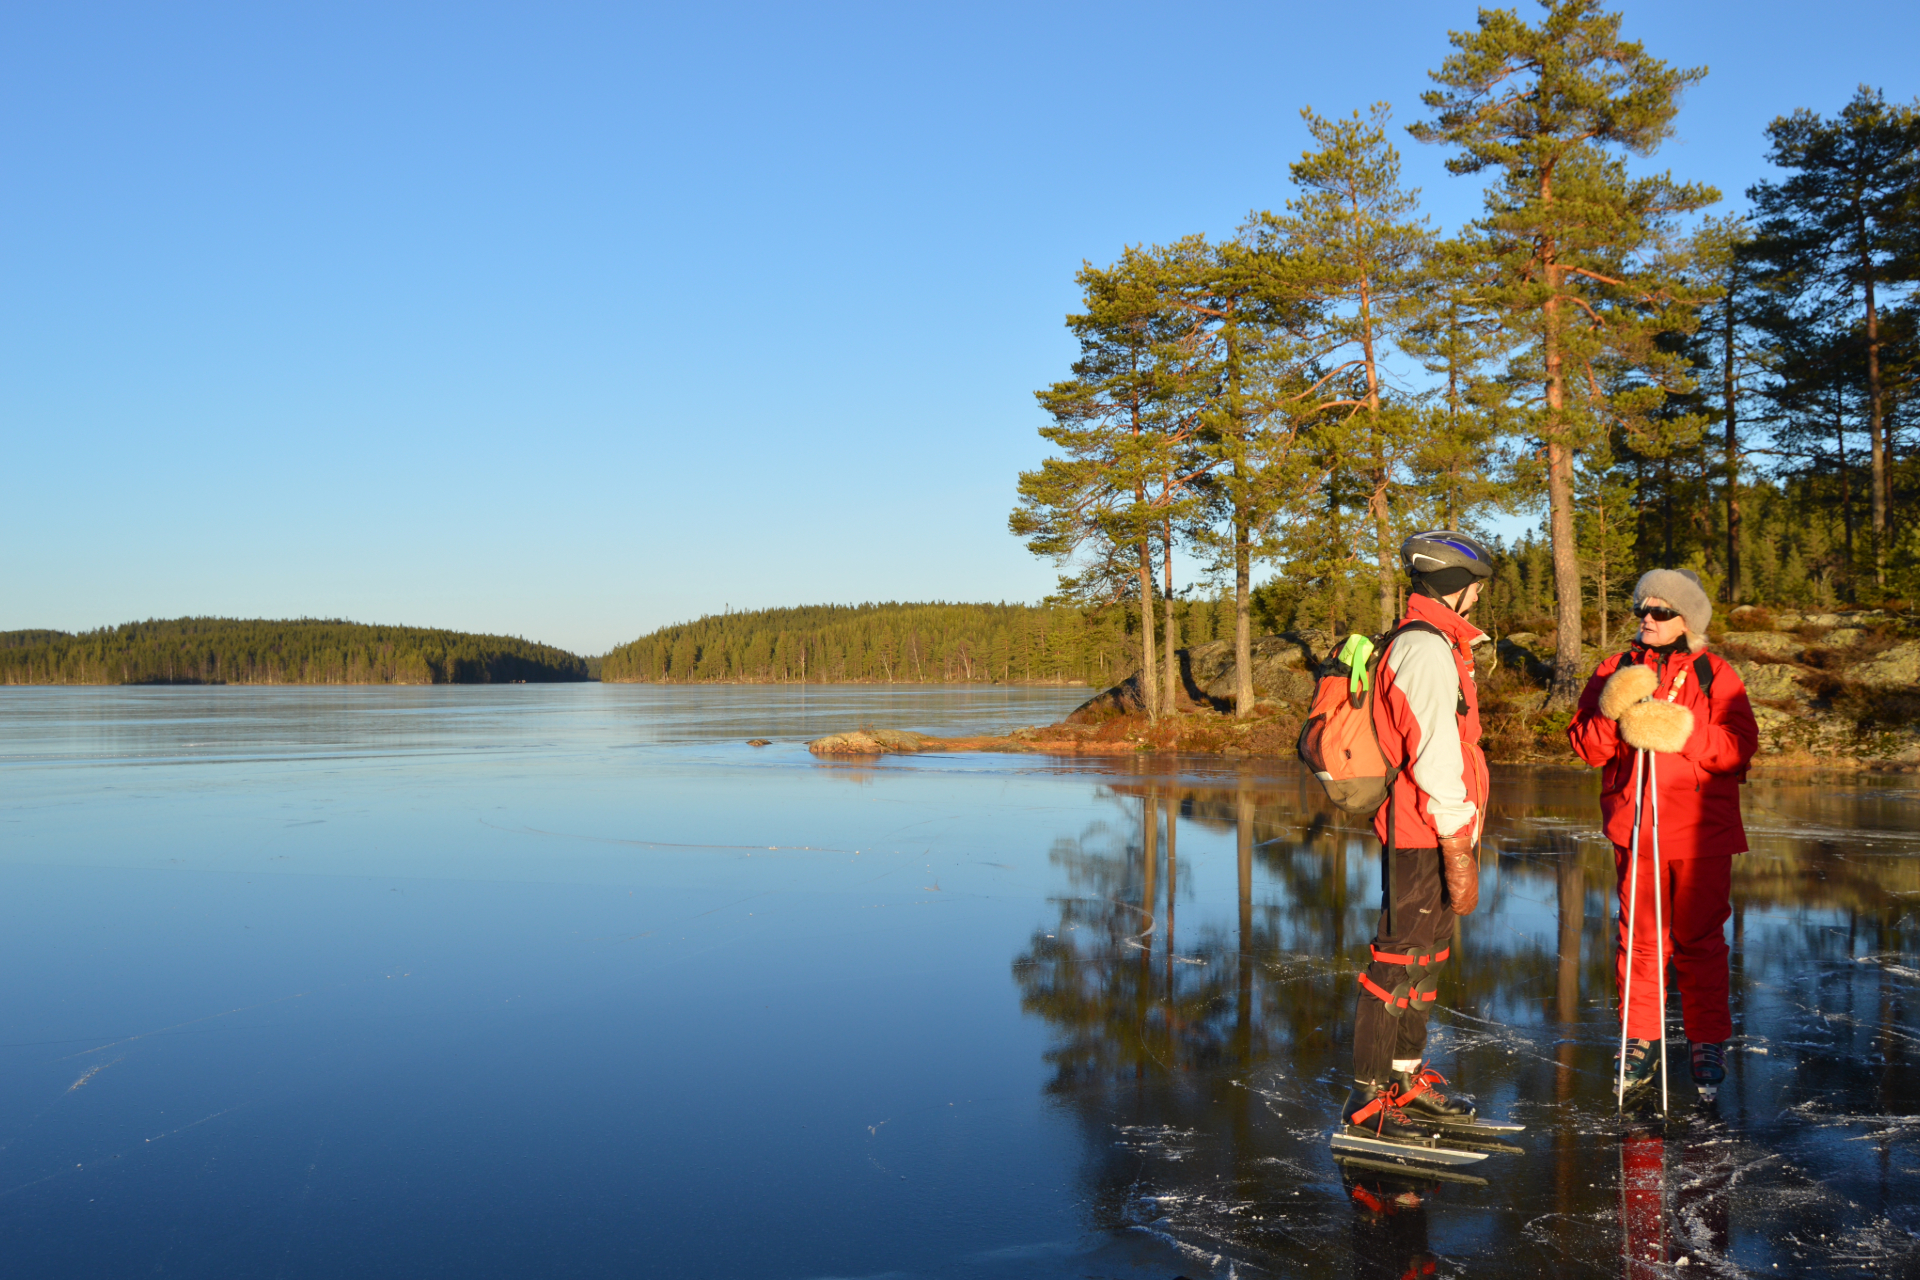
xmin=1401 ymin=1115 xmax=1525 ymax=1136
xmin=1330 ymin=1129 xmax=1489 ymax=1170
xmin=1393 ymin=1117 xmax=1526 ymax=1154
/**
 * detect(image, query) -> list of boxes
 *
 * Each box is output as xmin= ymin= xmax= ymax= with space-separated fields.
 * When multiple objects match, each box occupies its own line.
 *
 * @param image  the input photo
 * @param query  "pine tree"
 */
xmin=1686 ymin=217 xmax=1772 ymax=603
xmin=1157 ymin=236 xmax=1303 ymax=716
xmin=1747 ymin=86 xmax=1920 ymax=590
xmin=1574 ymin=444 xmax=1635 ymax=646
xmin=1014 ymin=250 xmax=1194 ymax=716
xmin=1401 ymin=237 xmax=1510 ymax=531
xmin=1411 ymin=0 xmax=1718 ymax=700
xmin=1248 ymin=104 xmax=1434 ymax=629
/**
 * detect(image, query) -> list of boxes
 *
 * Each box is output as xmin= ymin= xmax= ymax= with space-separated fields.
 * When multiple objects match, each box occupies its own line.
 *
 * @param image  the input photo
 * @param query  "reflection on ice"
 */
xmin=1016 ymin=763 xmax=1920 ymax=1276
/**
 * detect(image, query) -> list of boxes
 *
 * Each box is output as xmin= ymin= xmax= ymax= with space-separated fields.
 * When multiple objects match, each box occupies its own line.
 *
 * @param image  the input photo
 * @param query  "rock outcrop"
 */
xmin=1852 ymin=641 xmax=1920 ymax=690
xmin=807 ymin=729 xmax=937 ymax=755
xmin=1066 ymin=633 xmax=1326 ymax=724
xmin=804 ymin=606 xmax=1918 ymax=768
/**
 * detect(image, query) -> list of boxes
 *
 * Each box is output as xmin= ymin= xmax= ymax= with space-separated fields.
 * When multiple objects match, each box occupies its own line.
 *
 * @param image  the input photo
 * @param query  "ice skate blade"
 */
xmin=1331 ymin=1130 xmax=1488 ymax=1168
xmin=1332 ymin=1153 xmax=1489 ymax=1187
xmin=1694 ymin=1084 xmax=1719 ymax=1103
xmin=1413 ymin=1127 xmax=1525 ymax=1155
xmin=1410 ymin=1116 xmax=1526 ymax=1135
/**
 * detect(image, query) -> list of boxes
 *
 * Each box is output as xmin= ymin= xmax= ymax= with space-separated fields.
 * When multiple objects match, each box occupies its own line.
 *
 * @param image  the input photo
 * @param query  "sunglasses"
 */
xmin=1635 ymin=606 xmax=1681 ymax=622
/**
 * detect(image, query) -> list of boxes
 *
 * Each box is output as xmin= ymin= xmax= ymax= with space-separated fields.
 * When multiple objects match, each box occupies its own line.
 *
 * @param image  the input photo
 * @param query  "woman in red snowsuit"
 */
xmin=1567 ymin=569 xmax=1758 ymax=1097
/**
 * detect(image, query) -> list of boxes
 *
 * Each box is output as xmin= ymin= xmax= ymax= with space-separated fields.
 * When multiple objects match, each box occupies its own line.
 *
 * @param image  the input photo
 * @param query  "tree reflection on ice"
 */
xmin=1012 ymin=763 xmax=1920 ymax=1276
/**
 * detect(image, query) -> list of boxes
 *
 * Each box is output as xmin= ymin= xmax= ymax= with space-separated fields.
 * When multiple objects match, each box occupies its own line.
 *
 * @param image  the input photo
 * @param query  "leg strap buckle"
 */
xmin=1358 ymin=970 xmax=1440 ymax=1017
xmin=1369 ymin=941 xmax=1450 ymax=969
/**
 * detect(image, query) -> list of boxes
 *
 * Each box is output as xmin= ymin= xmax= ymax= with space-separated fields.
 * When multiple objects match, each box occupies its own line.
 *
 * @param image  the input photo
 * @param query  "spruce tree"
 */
xmin=1411 ymin=0 xmax=1717 ymax=699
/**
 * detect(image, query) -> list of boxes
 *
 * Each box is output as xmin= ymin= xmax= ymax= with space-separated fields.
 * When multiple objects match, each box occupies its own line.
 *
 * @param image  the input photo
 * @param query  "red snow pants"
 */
xmin=1613 ymin=849 xmax=1732 ymax=1043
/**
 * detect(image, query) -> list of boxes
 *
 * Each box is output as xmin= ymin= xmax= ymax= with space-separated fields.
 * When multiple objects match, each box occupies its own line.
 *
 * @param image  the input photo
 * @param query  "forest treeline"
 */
xmin=0 ymin=618 xmax=589 ymax=686
xmin=1012 ymin=0 xmax=1920 ymax=716
xmin=600 ymin=601 xmax=1253 ymax=685
xmin=597 ymin=549 xmax=1612 ymax=687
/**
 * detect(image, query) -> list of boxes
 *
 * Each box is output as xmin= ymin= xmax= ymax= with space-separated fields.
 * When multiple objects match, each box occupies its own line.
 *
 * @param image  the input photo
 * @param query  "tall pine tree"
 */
xmin=1747 ymin=86 xmax=1920 ymax=590
xmin=1411 ymin=0 xmax=1717 ymax=699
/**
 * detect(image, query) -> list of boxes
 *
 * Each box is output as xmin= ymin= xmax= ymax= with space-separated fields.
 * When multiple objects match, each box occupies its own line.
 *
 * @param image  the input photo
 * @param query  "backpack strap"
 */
xmin=1623 ymin=647 xmax=1716 ymax=698
xmin=1376 ymin=620 xmax=1466 ymax=718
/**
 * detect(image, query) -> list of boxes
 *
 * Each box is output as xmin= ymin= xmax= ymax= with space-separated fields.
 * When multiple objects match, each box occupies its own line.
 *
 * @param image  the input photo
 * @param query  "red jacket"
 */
xmin=1370 ymin=594 xmax=1489 ymax=850
xmin=1567 ymin=646 xmax=1759 ymax=858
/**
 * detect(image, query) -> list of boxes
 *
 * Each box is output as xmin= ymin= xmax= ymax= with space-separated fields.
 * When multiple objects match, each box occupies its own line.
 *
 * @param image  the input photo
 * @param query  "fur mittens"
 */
xmin=1598 ymin=664 xmax=1659 ymax=720
xmin=1618 ymin=700 xmax=1694 ymax=754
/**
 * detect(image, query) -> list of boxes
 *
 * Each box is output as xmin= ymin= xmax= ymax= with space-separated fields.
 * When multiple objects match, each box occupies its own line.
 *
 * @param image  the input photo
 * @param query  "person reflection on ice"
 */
xmin=1344 ymin=1170 xmax=1439 ymax=1279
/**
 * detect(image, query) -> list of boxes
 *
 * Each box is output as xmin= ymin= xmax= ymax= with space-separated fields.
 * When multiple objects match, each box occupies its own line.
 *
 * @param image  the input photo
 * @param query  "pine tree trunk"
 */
xmin=1599 ymin=548 xmax=1609 ymax=649
xmin=1227 ymin=321 xmax=1253 ymax=718
xmin=1137 ymin=539 xmax=1159 ymax=721
xmin=1234 ymin=512 xmax=1253 ymax=717
xmin=1544 ymin=298 xmax=1584 ymax=703
xmin=1862 ymin=241 xmax=1887 ymax=588
xmin=1162 ymin=517 xmax=1178 ymax=717
xmin=1723 ymin=279 xmax=1742 ymax=603
xmin=1836 ymin=399 xmax=1855 ymax=574
xmin=1371 ymin=470 xmax=1395 ymax=633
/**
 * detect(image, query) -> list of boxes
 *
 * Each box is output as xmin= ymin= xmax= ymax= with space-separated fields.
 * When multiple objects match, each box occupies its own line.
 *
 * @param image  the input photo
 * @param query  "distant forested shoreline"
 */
xmin=0 ymin=618 xmax=588 ymax=686
xmin=598 ymin=601 xmax=1248 ymax=685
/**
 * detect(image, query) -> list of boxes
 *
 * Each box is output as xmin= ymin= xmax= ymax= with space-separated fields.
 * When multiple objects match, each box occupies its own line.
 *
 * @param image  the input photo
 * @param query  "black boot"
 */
xmin=1391 ymin=1065 xmax=1475 ymax=1123
xmin=1341 ymin=1080 xmax=1432 ymax=1144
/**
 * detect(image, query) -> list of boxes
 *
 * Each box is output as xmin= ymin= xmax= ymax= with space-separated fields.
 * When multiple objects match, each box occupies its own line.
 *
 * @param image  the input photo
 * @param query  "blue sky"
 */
xmin=4 ymin=1 xmax=1914 ymax=655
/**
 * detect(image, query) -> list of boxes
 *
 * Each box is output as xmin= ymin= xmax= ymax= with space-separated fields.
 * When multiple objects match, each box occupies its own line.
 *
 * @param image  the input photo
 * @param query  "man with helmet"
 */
xmin=1340 ymin=530 xmax=1495 ymax=1145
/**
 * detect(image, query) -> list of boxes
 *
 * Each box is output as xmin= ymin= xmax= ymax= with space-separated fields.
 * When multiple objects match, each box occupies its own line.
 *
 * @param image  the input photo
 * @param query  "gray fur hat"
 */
xmin=1633 ymin=568 xmax=1711 ymax=650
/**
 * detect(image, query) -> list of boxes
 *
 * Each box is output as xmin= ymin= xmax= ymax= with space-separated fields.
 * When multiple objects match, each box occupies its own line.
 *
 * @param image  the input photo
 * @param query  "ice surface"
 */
xmin=0 ymin=687 xmax=1915 ymax=1277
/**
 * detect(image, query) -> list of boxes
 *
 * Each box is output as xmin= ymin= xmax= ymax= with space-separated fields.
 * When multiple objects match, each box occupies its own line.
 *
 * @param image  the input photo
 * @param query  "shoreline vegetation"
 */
xmin=1001 ymin=5 xmax=1919 ymax=740
xmin=597 ymin=600 xmax=1208 ymax=686
xmin=810 ymin=603 xmax=1920 ymax=771
xmin=0 ymin=618 xmax=588 ymax=686
xmin=7 ymin=601 xmax=1913 ymax=769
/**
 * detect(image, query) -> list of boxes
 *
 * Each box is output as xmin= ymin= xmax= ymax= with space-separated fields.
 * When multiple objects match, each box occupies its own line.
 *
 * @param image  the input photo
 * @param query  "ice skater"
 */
xmin=1568 ymin=569 xmax=1758 ymax=1101
xmin=1339 ymin=532 xmax=1495 ymax=1143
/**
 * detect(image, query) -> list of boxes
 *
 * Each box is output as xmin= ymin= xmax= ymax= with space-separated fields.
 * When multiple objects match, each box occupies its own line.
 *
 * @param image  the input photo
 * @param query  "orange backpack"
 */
xmin=1296 ymin=622 xmax=1443 ymax=814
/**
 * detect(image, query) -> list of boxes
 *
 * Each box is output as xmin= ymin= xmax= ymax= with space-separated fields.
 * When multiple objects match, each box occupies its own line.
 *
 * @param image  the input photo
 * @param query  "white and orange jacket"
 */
xmin=1367 ymin=594 xmax=1489 ymax=850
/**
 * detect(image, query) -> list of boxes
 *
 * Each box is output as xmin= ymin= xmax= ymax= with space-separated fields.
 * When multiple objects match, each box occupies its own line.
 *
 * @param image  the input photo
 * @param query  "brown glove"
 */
xmin=1438 ymin=834 xmax=1480 ymax=916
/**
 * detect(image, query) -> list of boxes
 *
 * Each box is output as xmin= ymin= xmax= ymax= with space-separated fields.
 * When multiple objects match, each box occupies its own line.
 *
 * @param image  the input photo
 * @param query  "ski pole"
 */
xmin=1649 ymin=747 xmax=1669 ymax=1115
xmin=1618 ymin=746 xmax=1646 ymax=1111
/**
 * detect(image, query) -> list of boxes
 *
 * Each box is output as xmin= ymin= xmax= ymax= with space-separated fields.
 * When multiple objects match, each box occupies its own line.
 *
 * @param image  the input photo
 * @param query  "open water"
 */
xmin=1 ymin=685 xmax=1916 ymax=1278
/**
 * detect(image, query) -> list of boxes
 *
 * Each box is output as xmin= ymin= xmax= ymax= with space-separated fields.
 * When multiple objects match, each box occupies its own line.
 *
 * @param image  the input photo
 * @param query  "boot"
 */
xmin=1341 ymin=1080 xmax=1432 ymax=1144
xmin=1689 ymin=1041 xmax=1725 ymax=1097
xmin=1391 ymin=1064 xmax=1475 ymax=1123
xmin=1616 ymin=1038 xmax=1659 ymax=1096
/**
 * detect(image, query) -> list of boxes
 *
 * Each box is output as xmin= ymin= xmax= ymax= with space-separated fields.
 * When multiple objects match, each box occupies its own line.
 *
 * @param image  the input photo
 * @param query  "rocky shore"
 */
xmin=808 ymin=607 xmax=1920 ymax=769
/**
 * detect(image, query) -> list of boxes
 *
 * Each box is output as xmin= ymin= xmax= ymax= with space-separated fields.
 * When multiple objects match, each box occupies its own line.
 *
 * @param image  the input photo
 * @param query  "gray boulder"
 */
xmin=1723 ymin=632 xmax=1802 ymax=660
xmin=1730 ymin=659 xmax=1807 ymax=702
xmin=1851 ymin=641 xmax=1920 ymax=690
xmin=1496 ymin=634 xmax=1554 ymax=682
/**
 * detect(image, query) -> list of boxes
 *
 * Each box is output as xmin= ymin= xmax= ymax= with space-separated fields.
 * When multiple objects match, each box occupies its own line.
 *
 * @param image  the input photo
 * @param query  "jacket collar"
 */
xmin=1403 ymin=593 xmax=1487 ymax=650
xmin=1630 ymin=637 xmax=1692 ymax=665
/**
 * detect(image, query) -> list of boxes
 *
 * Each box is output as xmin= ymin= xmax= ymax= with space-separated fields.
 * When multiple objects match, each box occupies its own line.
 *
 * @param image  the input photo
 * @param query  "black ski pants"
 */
xmin=1352 ymin=844 xmax=1456 ymax=1085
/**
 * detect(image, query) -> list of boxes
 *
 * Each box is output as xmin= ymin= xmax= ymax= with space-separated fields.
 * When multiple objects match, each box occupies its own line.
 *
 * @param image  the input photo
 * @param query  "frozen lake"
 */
xmin=1 ymin=685 xmax=1916 ymax=1277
